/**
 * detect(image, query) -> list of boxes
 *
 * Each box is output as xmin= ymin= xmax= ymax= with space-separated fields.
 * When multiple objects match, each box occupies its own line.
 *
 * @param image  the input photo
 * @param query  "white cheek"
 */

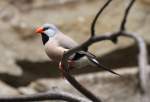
xmin=45 ymin=29 xmax=56 ymax=37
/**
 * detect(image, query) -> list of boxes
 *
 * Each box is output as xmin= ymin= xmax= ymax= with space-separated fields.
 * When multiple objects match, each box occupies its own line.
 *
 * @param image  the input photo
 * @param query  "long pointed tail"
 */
xmin=80 ymin=51 xmax=121 ymax=76
xmin=87 ymin=57 xmax=121 ymax=76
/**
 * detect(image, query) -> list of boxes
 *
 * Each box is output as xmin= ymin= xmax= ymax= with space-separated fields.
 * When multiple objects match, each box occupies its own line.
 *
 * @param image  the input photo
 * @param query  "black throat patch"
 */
xmin=41 ymin=33 xmax=49 ymax=45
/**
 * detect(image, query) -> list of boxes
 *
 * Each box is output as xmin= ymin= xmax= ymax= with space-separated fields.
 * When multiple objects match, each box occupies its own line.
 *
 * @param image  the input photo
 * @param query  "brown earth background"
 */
xmin=0 ymin=0 xmax=150 ymax=102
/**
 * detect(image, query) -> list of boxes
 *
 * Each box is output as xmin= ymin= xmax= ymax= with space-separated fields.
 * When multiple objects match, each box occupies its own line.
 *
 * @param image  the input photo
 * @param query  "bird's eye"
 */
xmin=43 ymin=26 xmax=50 ymax=30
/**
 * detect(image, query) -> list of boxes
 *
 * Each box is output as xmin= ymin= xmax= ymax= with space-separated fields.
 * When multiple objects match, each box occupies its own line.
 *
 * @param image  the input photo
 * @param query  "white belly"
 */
xmin=44 ymin=40 xmax=68 ymax=63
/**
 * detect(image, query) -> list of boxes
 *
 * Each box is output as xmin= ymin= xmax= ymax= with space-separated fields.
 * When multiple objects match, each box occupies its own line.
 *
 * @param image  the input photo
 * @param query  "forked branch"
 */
xmin=62 ymin=0 xmax=137 ymax=102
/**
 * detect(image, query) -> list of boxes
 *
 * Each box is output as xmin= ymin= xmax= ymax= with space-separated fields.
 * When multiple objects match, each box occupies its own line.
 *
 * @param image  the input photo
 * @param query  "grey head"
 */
xmin=39 ymin=24 xmax=58 ymax=45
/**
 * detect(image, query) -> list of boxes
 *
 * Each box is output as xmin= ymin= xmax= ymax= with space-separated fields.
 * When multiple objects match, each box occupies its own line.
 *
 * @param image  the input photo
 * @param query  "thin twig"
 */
xmin=91 ymin=0 xmax=113 ymax=37
xmin=120 ymin=0 xmax=136 ymax=31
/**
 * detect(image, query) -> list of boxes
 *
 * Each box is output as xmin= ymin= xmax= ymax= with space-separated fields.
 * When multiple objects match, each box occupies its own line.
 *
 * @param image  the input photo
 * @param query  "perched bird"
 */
xmin=35 ymin=24 xmax=120 ymax=76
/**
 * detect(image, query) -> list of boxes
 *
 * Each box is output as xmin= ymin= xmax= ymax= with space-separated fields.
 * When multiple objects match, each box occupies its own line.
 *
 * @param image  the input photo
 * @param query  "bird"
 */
xmin=35 ymin=23 xmax=121 ymax=76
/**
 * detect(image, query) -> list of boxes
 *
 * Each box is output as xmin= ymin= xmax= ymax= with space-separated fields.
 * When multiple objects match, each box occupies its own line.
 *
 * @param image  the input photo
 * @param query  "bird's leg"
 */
xmin=59 ymin=60 xmax=75 ymax=77
xmin=59 ymin=61 xmax=64 ymax=71
xmin=59 ymin=61 xmax=65 ymax=78
xmin=67 ymin=60 xmax=75 ymax=70
xmin=59 ymin=60 xmax=75 ymax=71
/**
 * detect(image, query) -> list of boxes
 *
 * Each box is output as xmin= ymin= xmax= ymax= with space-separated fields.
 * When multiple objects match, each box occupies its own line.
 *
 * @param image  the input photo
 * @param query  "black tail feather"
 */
xmin=81 ymin=51 xmax=121 ymax=76
xmin=72 ymin=50 xmax=121 ymax=76
xmin=87 ymin=57 xmax=121 ymax=77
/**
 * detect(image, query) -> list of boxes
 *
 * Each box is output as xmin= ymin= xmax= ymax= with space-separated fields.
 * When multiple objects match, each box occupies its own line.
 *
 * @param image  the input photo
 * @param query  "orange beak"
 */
xmin=35 ymin=27 xmax=44 ymax=33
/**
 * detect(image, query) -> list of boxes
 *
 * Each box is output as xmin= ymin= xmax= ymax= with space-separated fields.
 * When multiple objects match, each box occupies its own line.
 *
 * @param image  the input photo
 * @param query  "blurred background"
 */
xmin=0 ymin=0 xmax=149 ymax=102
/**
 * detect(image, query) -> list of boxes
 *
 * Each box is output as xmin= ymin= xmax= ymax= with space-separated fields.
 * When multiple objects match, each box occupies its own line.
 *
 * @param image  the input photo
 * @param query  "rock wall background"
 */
xmin=0 ymin=0 xmax=149 ymax=102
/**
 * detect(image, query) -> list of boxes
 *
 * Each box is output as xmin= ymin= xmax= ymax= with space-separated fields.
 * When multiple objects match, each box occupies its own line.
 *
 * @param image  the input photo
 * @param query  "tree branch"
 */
xmin=61 ymin=0 xmax=139 ymax=102
xmin=123 ymin=32 xmax=149 ymax=94
xmin=0 ymin=90 xmax=90 ymax=102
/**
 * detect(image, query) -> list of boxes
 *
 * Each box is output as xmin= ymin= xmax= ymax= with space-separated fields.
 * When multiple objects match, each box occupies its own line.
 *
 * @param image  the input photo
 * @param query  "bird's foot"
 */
xmin=59 ymin=61 xmax=65 ymax=78
xmin=59 ymin=60 xmax=75 ymax=77
xmin=67 ymin=60 xmax=75 ymax=70
xmin=59 ymin=61 xmax=64 ymax=71
xmin=59 ymin=60 xmax=75 ymax=70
